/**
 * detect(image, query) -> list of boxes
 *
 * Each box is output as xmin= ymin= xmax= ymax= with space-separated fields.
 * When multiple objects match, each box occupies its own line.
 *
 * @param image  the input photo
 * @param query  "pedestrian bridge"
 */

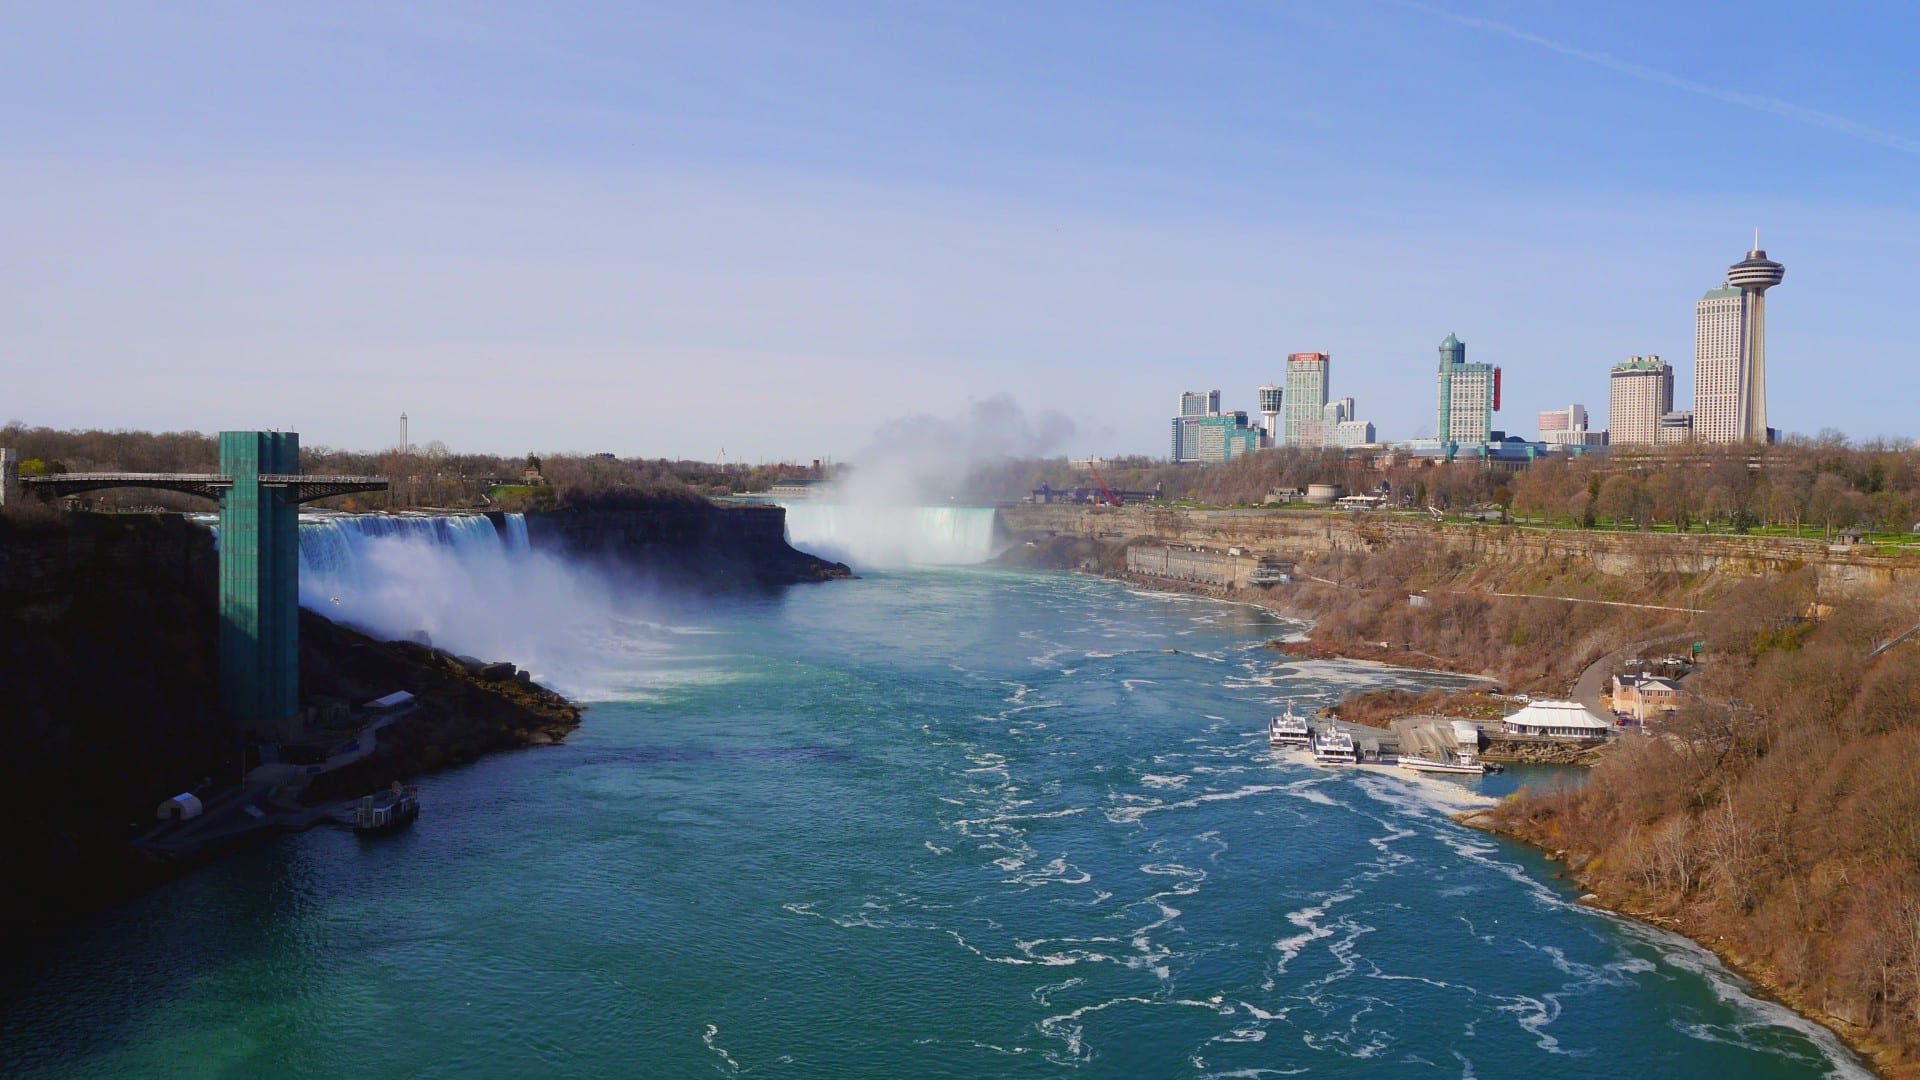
xmin=22 ymin=472 xmax=388 ymax=504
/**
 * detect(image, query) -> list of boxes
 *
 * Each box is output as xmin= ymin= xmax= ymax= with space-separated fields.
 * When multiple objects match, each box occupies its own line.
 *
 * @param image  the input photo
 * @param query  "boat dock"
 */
xmin=1389 ymin=715 xmax=1485 ymax=761
xmin=1313 ymin=716 xmax=1399 ymax=761
xmin=1288 ymin=714 xmax=1492 ymax=766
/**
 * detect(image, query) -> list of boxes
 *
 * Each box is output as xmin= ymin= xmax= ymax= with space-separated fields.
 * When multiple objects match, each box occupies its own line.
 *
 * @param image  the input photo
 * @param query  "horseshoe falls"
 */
xmin=780 ymin=502 xmax=1000 ymax=569
xmin=0 ymin=565 xmax=1863 ymax=1078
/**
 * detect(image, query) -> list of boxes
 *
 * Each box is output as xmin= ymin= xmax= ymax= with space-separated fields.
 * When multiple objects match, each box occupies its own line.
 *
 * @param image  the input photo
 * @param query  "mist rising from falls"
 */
xmin=780 ymin=503 xmax=1000 ymax=569
xmin=296 ymin=513 xmax=635 ymax=696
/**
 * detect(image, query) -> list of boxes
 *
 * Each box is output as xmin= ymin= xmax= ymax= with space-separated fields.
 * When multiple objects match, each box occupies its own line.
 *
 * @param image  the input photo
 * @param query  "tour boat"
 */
xmin=1268 ymin=704 xmax=1311 ymax=747
xmin=353 ymin=783 xmax=421 ymax=833
xmin=1397 ymin=754 xmax=1486 ymax=776
xmin=1310 ymin=729 xmax=1358 ymax=765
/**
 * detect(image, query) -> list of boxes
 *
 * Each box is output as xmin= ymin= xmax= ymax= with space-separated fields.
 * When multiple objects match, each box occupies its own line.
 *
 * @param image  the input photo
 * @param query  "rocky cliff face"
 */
xmin=998 ymin=505 xmax=1919 ymax=597
xmin=525 ymin=499 xmax=850 ymax=588
xmin=296 ymin=613 xmax=580 ymax=804
xmin=0 ymin=513 xmax=231 ymax=944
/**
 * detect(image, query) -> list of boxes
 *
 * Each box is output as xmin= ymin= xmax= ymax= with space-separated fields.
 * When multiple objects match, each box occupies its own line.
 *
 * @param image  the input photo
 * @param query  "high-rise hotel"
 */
xmin=1435 ymin=333 xmax=1499 ymax=446
xmin=1608 ymin=355 xmax=1673 ymax=446
xmin=1695 ymin=242 xmax=1785 ymax=443
xmin=1283 ymin=353 xmax=1331 ymax=447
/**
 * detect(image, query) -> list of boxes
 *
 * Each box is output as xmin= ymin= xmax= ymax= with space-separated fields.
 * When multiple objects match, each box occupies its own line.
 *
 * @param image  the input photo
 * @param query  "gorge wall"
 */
xmin=999 ymin=504 xmax=1919 ymax=597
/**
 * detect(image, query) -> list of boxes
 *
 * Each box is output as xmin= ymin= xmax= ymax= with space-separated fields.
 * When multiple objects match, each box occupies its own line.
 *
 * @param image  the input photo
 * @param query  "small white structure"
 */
xmin=1451 ymin=720 xmax=1481 ymax=749
xmin=157 ymin=793 xmax=203 ymax=822
xmin=1501 ymin=700 xmax=1612 ymax=740
xmin=364 ymin=691 xmax=415 ymax=712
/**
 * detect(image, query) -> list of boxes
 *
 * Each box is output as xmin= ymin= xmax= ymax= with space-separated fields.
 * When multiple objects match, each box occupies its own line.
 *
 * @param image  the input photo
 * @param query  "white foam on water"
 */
xmin=1273 ymin=892 xmax=1353 ymax=974
xmin=1352 ymin=770 xmax=1497 ymax=817
xmin=1031 ymin=977 xmax=1085 ymax=1007
xmin=1496 ymin=994 xmax=1576 ymax=1056
xmin=1037 ymin=995 xmax=1230 ymax=1065
xmin=1007 ymin=855 xmax=1093 ymax=888
xmin=1103 ymin=783 xmax=1293 ymax=825
xmin=1279 ymin=776 xmax=1340 ymax=807
xmin=701 ymin=1024 xmax=741 ymax=1073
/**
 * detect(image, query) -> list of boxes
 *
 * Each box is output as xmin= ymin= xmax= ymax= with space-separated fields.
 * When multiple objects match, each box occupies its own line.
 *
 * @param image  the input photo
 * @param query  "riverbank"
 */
xmin=997 ymin=531 xmax=1910 ymax=1069
xmin=1456 ymin=807 xmax=1910 ymax=1078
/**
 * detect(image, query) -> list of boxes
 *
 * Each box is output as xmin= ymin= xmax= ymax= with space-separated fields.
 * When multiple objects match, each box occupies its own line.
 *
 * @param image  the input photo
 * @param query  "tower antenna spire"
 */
xmin=1753 ymin=227 xmax=1760 ymax=251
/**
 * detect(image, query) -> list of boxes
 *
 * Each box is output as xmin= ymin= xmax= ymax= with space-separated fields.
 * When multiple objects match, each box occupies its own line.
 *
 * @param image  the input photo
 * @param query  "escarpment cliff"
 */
xmin=998 ymin=504 xmax=1919 ymax=597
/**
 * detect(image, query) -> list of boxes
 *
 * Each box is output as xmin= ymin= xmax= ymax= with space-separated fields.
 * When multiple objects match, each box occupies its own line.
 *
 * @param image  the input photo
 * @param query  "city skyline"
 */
xmin=3 ymin=5 xmax=1917 ymax=459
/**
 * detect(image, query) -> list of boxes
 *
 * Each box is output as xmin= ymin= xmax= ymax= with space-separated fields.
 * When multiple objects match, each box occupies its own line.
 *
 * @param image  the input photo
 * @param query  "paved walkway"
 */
xmin=135 ymin=708 xmax=414 ymax=858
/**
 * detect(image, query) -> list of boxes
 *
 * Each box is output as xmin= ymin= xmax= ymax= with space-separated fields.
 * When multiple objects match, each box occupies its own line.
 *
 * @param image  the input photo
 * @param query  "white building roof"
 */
xmin=1451 ymin=721 xmax=1480 ymax=746
xmin=1503 ymin=700 xmax=1611 ymax=731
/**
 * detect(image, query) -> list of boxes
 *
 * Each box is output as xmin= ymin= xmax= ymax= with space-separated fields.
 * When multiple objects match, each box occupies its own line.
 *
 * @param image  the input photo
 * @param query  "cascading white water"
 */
xmin=296 ymin=512 xmax=624 ymax=693
xmin=779 ymin=503 xmax=1000 ymax=569
xmin=502 ymin=513 xmax=531 ymax=553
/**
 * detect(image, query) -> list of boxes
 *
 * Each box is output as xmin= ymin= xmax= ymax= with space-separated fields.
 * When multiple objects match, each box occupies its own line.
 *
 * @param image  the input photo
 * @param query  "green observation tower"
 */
xmin=12 ymin=431 xmax=388 ymax=744
xmin=217 ymin=431 xmax=305 ymax=742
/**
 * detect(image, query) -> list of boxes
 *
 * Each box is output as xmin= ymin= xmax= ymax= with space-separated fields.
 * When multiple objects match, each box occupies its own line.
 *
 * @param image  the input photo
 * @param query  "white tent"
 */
xmin=157 ymin=793 xmax=203 ymax=821
xmin=1501 ymin=700 xmax=1612 ymax=740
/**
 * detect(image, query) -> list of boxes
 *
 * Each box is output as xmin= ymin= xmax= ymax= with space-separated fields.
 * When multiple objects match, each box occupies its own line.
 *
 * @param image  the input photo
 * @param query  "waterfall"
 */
xmin=294 ymin=513 xmax=616 ymax=688
xmin=502 ymin=513 xmax=531 ymax=553
xmin=779 ymin=503 xmax=1000 ymax=569
xmin=298 ymin=513 xmax=515 ymax=604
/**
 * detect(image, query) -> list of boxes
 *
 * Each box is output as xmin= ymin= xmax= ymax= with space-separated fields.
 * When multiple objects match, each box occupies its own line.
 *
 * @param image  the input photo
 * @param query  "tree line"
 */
xmin=973 ymin=435 xmax=1920 ymax=538
xmin=0 ymin=423 xmax=822 ymax=513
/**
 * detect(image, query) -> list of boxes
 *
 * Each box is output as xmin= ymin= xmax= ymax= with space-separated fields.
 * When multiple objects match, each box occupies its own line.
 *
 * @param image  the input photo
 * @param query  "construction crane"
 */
xmin=1086 ymin=461 xmax=1122 ymax=507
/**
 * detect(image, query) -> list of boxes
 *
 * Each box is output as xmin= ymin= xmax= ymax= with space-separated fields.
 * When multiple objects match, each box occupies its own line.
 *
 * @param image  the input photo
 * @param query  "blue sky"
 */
xmin=3 ymin=1 xmax=1916 ymax=459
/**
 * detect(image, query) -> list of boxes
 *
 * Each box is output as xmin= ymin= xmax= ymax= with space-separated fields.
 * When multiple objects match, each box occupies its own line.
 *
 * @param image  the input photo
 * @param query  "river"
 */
xmin=0 ymin=533 xmax=1868 ymax=1076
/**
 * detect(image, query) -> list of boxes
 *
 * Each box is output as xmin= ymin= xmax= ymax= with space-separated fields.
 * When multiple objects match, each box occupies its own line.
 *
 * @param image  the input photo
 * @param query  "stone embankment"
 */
xmin=1478 ymin=736 xmax=1606 ymax=766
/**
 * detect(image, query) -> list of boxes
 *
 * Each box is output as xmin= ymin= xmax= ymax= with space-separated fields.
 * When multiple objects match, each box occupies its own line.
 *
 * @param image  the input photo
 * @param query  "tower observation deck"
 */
xmin=1727 ymin=240 xmax=1785 ymax=442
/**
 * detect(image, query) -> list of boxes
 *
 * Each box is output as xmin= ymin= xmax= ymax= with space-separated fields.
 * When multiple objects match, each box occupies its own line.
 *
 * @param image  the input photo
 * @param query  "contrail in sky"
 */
xmin=1395 ymin=0 xmax=1920 ymax=156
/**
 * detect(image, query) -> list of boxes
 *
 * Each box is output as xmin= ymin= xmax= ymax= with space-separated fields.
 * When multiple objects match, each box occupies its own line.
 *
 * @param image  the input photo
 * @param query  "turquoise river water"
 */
xmin=0 ymin=563 xmax=1868 ymax=1077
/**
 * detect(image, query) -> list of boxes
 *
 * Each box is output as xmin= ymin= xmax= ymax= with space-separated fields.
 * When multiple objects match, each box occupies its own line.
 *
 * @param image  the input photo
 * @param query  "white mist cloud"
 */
xmin=846 ymin=394 xmax=1078 ymax=505
xmin=778 ymin=395 xmax=1061 ymax=569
